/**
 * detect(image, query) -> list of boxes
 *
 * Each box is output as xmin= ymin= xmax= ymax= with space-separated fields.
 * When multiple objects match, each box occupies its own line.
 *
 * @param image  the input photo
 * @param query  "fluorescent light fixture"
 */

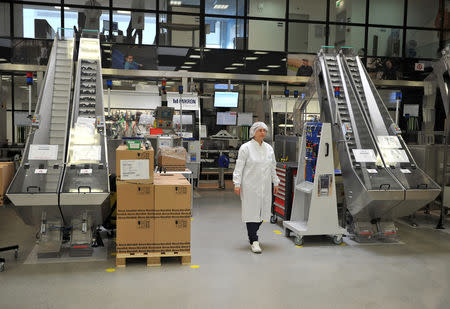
xmin=54 ymin=6 xmax=70 ymax=10
xmin=225 ymin=67 xmax=237 ymax=70
xmin=184 ymin=62 xmax=196 ymax=65
xmin=117 ymin=10 xmax=131 ymax=14
xmin=258 ymin=69 xmax=270 ymax=72
xmin=244 ymin=56 xmax=258 ymax=60
xmin=232 ymin=63 xmax=244 ymax=66
xmin=254 ymin=51 xmax=268 ymax=55
xmin=278 ymin=124 xmax=294 ymax=128
xmin=180 ymin=66 xmax=192 ymax=69
xmin=170 ymin=0 xmax=182 ymax=5
xmin=214 ymin=4 xmax=229 ymax=9
xmin=0 ymin=58 xmax=7 ymax=62
xmin=189 ymin=54 xmax=201 ymax=58
xmin=267 ymin=65 xmax=280 ymax=68
xmin=281 ymin=58 xmax=287 ymax=61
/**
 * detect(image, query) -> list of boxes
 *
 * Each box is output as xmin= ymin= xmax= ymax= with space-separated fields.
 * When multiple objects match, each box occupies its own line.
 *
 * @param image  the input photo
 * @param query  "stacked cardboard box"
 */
xmin=153 ymin=173 xmax=191 ymax=254
xmin=157 ymin=146 xmax=186 ymax=171
xmin=116 ymin=145 xmax=191 ymax=256
xmin=116 ymin=144 xmax=155 ymax=254
xmin=0 ymin=162 xmax=15 ymax=206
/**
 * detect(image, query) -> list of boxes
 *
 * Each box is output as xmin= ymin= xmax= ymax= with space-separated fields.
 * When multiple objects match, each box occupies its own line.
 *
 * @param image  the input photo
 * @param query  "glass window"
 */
xmin=248 ymin=20 xmax=285 ymax=52
xmin=16 ymin=5 xmax=61 ymax=39
xmin=407 ymin=0 xmax=440 ymax=28
xmin=289 ymin=0 xmax=327 ymax=22
xmin=0 ymin=3 xmax=10 ymax=37
xmin=112 ymin=11 xmax=157 ymax=45
xmin=367 ymin=27 xmax=403 ymax=57
xmin=248 ymin=0 xmax=285 ymax=19
xmin=159 ymin=0 xmax=200 ymax=13
xmin=113 ymin=0 xmax=156 ymax=10
xmin=288 ymin=22 xmax=325 ymax=53
xmin=329 ymin=25 xmax=365 ymax=54
xmin=19 ymin=0 xmax=60 ymax=3
xmin=65 ymin=7 xmax=109 ymax=34
xmin=329 ymin=0 xmax=366 ymax=24
xmin=205 ymin=17 xmax=244 ymax=49
xmin=205 ymin=0 xmax=244 ymax=16
xmin=406 ymin=29 xmax=440 ymax=58
xmin=12 ymin=39 xmax=53 ymax=65
xmin=65 ymin=0 xmax=109 ymax=7
xmin=109 ymin=44 xmax=158 ymax=69
xmin=159 ymin=14 xmax=200 ymax=47
xmin=369 ymin=0 xmax=403 ymax=26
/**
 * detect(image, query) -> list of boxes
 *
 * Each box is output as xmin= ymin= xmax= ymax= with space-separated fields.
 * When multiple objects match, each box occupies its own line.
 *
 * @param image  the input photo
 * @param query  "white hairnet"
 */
xmin=250 ymin=122 xmax=269 ymax=138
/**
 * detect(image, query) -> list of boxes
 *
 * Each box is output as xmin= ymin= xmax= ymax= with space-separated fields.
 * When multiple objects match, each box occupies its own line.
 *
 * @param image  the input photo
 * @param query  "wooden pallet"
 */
xmin=116 ymin=252 xmax=191 ymax=268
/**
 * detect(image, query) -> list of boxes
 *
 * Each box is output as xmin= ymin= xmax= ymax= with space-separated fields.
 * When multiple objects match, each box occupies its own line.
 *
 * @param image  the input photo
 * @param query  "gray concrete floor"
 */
xmin=1 ymin=190 xmax=450 ymax=309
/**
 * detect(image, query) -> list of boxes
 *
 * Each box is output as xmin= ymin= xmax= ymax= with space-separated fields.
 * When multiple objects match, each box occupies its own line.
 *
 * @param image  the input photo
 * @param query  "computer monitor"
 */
xmin=237 ymin=113 xmax=253 ymax=126
xmin=214 ymin=91 xmax=239 ymax=108
xmin=216 ymin=112 xmax=237 ymax=126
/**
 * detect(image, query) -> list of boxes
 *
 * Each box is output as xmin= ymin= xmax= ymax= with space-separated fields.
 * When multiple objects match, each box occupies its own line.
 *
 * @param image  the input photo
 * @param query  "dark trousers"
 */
xmin=246 ymin=222 xmax=262 ymax=244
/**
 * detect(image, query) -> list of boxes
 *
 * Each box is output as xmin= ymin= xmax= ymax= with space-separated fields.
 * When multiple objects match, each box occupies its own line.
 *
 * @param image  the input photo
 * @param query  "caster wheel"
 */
xmin=333 ymin=235 xmax=343 ymax=245
xmin=0 ymin=262 xmax=5 ymax=272
xmin=294 ymin=236 xmax=304 ymax=246
xmin=270 ymin=215 xmax=277 ymax=224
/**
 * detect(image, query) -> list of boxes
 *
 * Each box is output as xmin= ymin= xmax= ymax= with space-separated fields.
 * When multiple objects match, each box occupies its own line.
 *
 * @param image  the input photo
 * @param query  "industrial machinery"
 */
xmin=284 ymin=122 xmax=346 ymax=245
xmin=7 ymin=30 xmax=109 ymax=257
xmin=59 ymin=31 xmax=110 ymax=256
xmin=7 ymin=30 xmax=75 ymax=257
xmin=285 ymin=47 xmax=441 ymax=243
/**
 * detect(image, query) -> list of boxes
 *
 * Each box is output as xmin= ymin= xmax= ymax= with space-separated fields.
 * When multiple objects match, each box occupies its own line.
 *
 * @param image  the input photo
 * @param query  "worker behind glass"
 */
xmin=296 ymin=58 xmax=313 ymax=77
xmin=124 ymin=54 xmax=143 ymax=70
xmin=233 ymin=122 xmax=280 ymax=254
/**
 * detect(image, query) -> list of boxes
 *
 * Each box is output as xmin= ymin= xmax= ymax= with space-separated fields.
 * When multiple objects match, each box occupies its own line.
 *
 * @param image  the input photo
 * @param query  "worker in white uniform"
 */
xmin=233 ymin=122 xmax=280 ymax=253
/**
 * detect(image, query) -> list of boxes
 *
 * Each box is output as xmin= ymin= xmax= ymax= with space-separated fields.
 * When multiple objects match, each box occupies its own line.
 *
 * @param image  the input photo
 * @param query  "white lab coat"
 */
xmin=233 ymin=139 xmax=280 ymax=222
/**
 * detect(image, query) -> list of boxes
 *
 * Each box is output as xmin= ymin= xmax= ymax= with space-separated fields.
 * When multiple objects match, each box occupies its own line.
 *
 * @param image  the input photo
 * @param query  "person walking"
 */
xmin=233 ymin=122 xmax=280 ymax=253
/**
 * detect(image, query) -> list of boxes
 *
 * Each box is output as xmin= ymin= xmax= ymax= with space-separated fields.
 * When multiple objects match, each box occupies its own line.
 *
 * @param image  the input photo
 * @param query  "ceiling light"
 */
xmin=258 ymin=69 xmax=270 ymax=72
xmin=278 ymin=124 xmax=294 ymax=128
xmin=244 ymin=56 xmax=258 ymax=60
xmin=54 ymin=6 xmax=70 ymax=10
xmin=267 ymin=65 xmax=280 ymax=68
xmin=0 ymin=58 xmax=7 ymax=62
xmin=214 ymin=4 xmax=229 ymax=9
xmin=180 ymin=66 xmax=192 ymax=69
xmin=170 ymin=1 xmax=182 ymax=5
xmin=254 ymin=51 xmax=268 ymax=55
xmin=225 ymin=67 xmax=237 ymax=70
xmin=184 ymin=62 xmax=196 ymax=65
xmin=232 ymin=63 xmax=244 ymax=66
xmin=117 ymin=10 xmax=131 ymax=14
xmin=189 ymin=54 xmax=201 ymax=58
xmin=281 ymin=58 xmax=286 ymax=61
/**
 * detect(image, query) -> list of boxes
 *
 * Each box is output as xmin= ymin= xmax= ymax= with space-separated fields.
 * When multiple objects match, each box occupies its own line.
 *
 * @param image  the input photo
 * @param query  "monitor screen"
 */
xmin=214 ymin=91 xmax=239 ymax=108
xmin=216 ymin=112 xmax=237 ymax=125
xmin=237 ymin=113 xmax=253 ymax=126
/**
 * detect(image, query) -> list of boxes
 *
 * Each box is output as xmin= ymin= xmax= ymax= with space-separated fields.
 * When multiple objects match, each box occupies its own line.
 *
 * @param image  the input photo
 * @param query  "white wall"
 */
xmin=249 ymin=0 xmax=286 ymax=18
xmin=289 ymin=0 xmax=326 ymax=21
xmin=369 ymin=0 xmax=404 ymax=26
xmin=248 ymin=20 xmax=285 ymax=51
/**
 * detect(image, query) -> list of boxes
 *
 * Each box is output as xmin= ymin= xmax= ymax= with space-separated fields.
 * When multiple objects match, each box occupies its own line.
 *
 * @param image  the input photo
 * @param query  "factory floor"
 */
xmin=1 ymin=190 xmax=450 ymax=309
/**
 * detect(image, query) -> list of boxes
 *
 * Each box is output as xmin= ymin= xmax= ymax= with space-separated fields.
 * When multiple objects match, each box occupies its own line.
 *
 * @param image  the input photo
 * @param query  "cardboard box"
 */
xmin=116 ymin=181 xmax=154 ymax=212
xmin=153 ymin=173 xmax=191 ymax=253
xmin=0 ymin=162 xmax=15 ymax=196
xmin=153 ymin=216 xmax=190 ymax=253
xmin=157 ymin=146 xmax=186 ymax=168
xmin=116 ymin=145 xmax=154 ymax=183
xmin=116 ymin=213 xmax=155 ymax=253
xmin=154 ymin=174 xmax=191 ymax=211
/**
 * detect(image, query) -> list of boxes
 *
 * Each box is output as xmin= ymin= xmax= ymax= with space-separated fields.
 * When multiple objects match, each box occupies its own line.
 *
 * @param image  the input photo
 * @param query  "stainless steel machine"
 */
xmin=287 ymin=47 xmax=440 ymax=242
xmin=7 ymin=30 xmax=109 ymax=257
